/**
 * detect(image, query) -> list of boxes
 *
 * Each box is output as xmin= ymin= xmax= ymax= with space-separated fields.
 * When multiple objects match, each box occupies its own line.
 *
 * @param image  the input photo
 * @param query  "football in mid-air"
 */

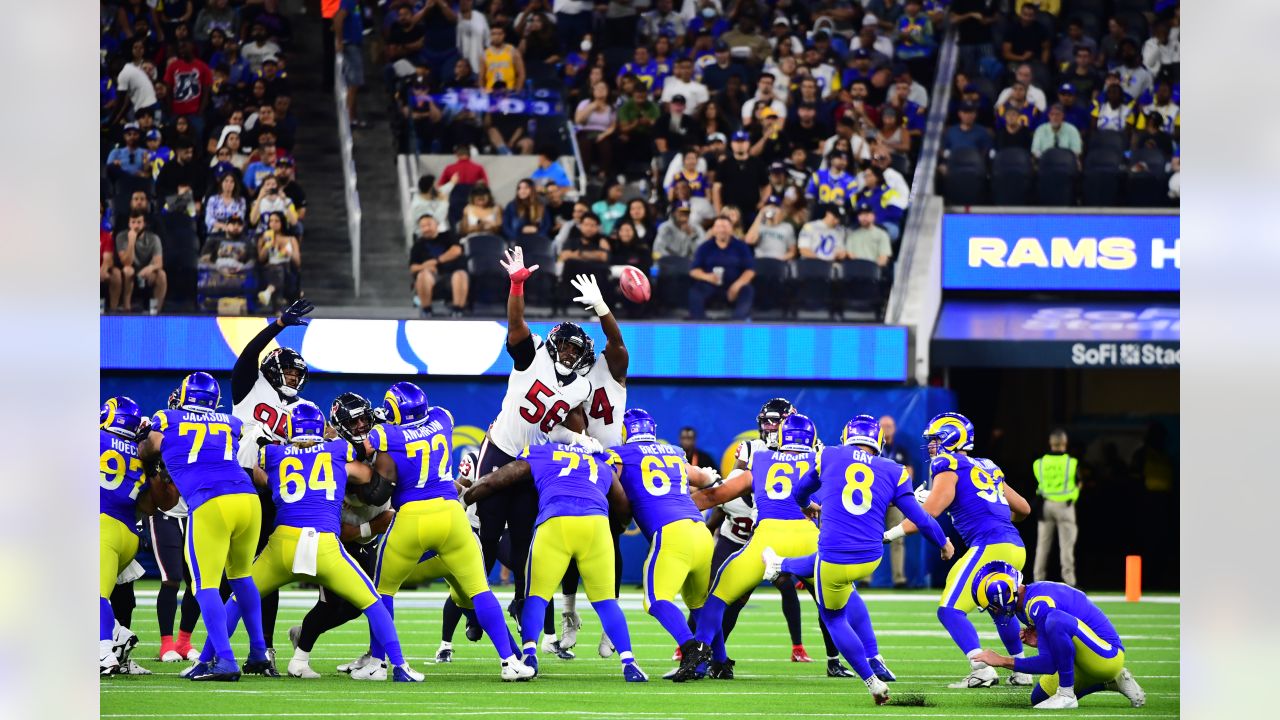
xmin=620 ymin=266 xmax=651 ymax=303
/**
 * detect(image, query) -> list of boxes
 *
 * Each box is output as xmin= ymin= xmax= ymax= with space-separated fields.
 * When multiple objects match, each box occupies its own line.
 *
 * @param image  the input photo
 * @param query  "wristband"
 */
xmin=509 ymin=278 xmax=525 ymax=296
xmin=359 ymin=522 xmax=372 ymax=540
xmin=883 ymin=523 xmax=906 ymax=542
xmin=591 ymin=301 xmax=610 ymax=316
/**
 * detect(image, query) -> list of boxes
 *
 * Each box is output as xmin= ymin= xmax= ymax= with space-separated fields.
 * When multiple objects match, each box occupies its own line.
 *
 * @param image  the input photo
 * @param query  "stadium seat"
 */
xmin=751 ymin=257 xmax=790 ymax=318
xmin=1117 ymin=12 xmax=1150 ymax=41
xmin=514 ymin=234 xmax=556 ymax=311
xmin=991 ymin=147 xmax=1033 ymax=205
xmin=1082 ymin=148 xmax=1124 ymax=205
xmin=1036 ymin=148 xmax=1079 ymax=206
xmin=794 ymin=258 xmax=834 ymax=313
xmin=1125 ymin=156 xmax=1171 ymax=208
xmin=463 ymin=234 xmax=510 ymax=307
xmin=838 ymin=259 xmax=881 ymax=314
xmin=943 ymin=148 xmax=988 ymax=206
xmin=1090 ymin=131 xmax=1127 ymax=156
xmin=655 ymin=256 xmax=691 ymax=317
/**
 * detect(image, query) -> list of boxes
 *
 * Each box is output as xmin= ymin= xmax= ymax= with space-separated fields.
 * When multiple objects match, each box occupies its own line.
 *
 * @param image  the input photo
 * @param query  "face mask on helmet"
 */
xmin=330 ymin=393 xmax=374 ymax=444
xmin=547 ymin=324 xmax=596 ymax=378
xmin=757 ymin=398 xmax=795 ymax=448
xmin=262 ymin=348 xmax=308 ymax=399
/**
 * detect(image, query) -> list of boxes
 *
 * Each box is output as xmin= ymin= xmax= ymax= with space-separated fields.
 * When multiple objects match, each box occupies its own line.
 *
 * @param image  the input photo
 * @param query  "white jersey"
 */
xmin=733 ymin=438 xmax=770 ymax=467
xmin=583 ymin=359 xmax=625 ymax=448
xmin=488 ymin=335 xmax=594 ymax=456
xmin=232 ymin=374 xmax=300 ymax=468
xmin=718 ymin=494 xmax=757 ymax=545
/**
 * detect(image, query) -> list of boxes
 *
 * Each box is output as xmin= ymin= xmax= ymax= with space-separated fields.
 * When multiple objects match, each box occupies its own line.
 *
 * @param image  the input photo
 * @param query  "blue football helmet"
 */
xmin=101 ymin=396 xmax=144 ymax=440
xmin=383 ymin=381 xmax=430 ymax=426
xmin=623 ymin=408 xmax=658 ymax=443
xmin=841 ymin=414 xmax=883 ymax=451
xmin=778 ymin=412 xmax=817 ymax=451
xmin=922 ymin=412 xmax=975 ymax=455
xmin=176 ymin=372 xmax=221 ymax=412
xmin=288 ymin=401 xmax=327 ymax=442
xmin=971 ymin=561 xmax=1024 ymax=618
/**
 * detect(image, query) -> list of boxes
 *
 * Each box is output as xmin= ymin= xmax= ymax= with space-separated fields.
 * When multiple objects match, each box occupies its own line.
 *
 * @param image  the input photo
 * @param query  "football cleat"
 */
xmin=465 ymin=613 xmax=484 ymax=642
xmin=118 ymin=660 xmax=152 ymax=675
xmin=622 ymin=661 xmax=649 ymax=682
xmin=337 ymin=653 xmax=373 ymax=673
xmin=159 ymin=648 xmax=184 ymax=663
xmin=663 ymin=662 xmax=706 ymax=680
xmin=351 ymin=660 xmax=388 ymax=681
xmin=393 ymin=663 xmax=425 ymax=682
xmin=180 ymin=644 xmax=200 ymax=662
xmin=707 ymin=658 xmax=735 ymax=680
xmin=948 ymin=664 xmax=999 ymax=688
xmin=435 ymin=642 xmax=453 ymax=663
xmin=598 ymin=633 xmax=615 ymax=658
xmin=762 ymin=547 xmax=785 ymax=583
xmin=179 ymin=660 xmax=207 ymax=679
xmin=866 ymin=676 xmax=890 ymax=705
xmin=869 ymin=655 xmax=897 ymax=682
xmin=671 ymin=647 xmax=682 ymax=662
xmin=669 ymin=639 xmax=708 ymax=682
xmin=560 ymin=611 xmax=581 ymax=650
xmin=522 ymin=652 xmax=540 ymax=677
xmin=540 ymin=635 xmax=559 ymax=654
xmin=190 ymin=657 xmax=241 ymax=682
xmin=827 ymin=659 xmax=856 ymax=678
xmin=288 ymin=659 xmax=321 ymax=679
xmin=1034 ymin=688 xmax=1079 ymax=709
xmin=243 ymin=651 xmax=281 ymax=677
xmin=100 ymin=642 xmax=121 ymax=676
xmin=1008 ymin=671 xmax=1035 ymax=685
xmin=1104 ymin=667 xmax=1146 ymax=707
xmin=112 ymin=625 xmax=139 ymax=665
xmin=501 ymin=658 xmax=536 ymax=682
xmin=791 ymin=645 xmax=813 ymax=662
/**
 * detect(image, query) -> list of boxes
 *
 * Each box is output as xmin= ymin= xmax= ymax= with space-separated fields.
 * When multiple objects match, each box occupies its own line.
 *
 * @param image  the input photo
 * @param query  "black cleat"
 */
xmin=465 ymin=614 xmax=484 ymax=642
xmin=243 ymin=652 xmax=281 ymax=678
xmin=708 ymin=658 xmax=736 ymax=680
xmin=669 ymin=639 xmax=708 ymax=683
xmin=827 ymin=659 xmax=855 ymax=678
xmin=507 ymin=597 xmax=525 ymax=625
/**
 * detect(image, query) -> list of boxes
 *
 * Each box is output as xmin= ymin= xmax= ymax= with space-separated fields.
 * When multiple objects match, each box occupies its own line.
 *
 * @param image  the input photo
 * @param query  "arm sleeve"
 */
xmin=506 ymin=334 xmax=536 ymax=371
xmin=231 ymin=320 xmax=285 ymax=402
xmin=1012 ymin=650 xmax=1057 ymax=676
xmin=355 ymin=473 xmax=394 ymax=506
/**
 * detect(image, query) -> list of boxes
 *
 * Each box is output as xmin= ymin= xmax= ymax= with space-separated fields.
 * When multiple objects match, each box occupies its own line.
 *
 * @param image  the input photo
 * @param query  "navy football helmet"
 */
xmin=778 ymin=412 xmax=817 ymax=451
xmin=757 ymin=397 xmax=796 ymax=448
xmin=547 ymin=322 xmax=596 ymax=377
xmin=101 ymin=396 xmax=144 ymax=441
xmin=177 ymin=372 xmax=221 ymax=412
xmin=262 ymin=347 xmax=308 ymax=399
xmin=383 ymin=382 xmax=430 ymax=426
xmin=623 ymin=408 xmax=658 ymax=443
xmin=922 ymin=412 xmax=975 ymax=456
xmin=971 ymin=561 xmax=1024 ymax=619
xmin=330 ymin=392 xmax=374 ymax=444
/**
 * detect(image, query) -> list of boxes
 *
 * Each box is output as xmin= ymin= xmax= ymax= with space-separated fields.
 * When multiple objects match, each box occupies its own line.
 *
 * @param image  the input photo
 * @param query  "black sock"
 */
xmin=179 ymin=585 xmax=201 ymax=634
xmin=261 ymin=590 xmax=279 ymax=649
xmin=543 ymin=597 xmax=556 ymax=636
xmin=776 ymin=576 xmax=804 ymax=646
xmin=110 ymin=581 xmax=136 ymax=628
xmin=297 ymin=594 xmax=362 ymax=653
xmin=442 ymin=597 xmax=464 ymax=643
xmin=157 ymin=583 xmax=179 ymax=637
xmin=723 ymin=599 xmax=745 ymax=639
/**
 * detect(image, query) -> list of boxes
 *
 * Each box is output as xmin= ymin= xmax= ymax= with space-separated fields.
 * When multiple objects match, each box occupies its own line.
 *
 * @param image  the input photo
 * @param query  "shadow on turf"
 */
xmin=886 ymin=694 xmax=932 ymax=707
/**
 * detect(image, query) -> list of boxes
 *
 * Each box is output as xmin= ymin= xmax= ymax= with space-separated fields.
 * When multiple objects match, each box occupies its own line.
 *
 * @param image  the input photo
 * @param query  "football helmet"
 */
xmin=288 ymin=401 xmax=326 ymax=443
xmin=330 ymin=392 xmax=374 ymax=444
xmin=922 ymin=412 xmax=975 ymax=455
xmin=176 ymin=372 xmax=221 ymax=413
xmin=456 ymin=445 xmax=480 ymax=483
xmin=841 ymin=414 xmax=883 ymax=452
xmin=546 ymin=322 xmax=596 ymax=377
xmin=101 ymin=396 xmax=144 ymax=440
xmin=757 ymin=397 xmax=796 ymax=448
xmin=623 ymin=408 xmax=658 ymax=443
xmin=971 ymin=561 xmax=1023 ymax=619
xmin=383 ymin=381 xmax=430 ymax=426
xmin=261 ymin=347 xmax=309 ymax=399
xmin=778 ymin=412 xmax=817 ymax=452
xmin=167 ymin=389 xmax=181 ymax=409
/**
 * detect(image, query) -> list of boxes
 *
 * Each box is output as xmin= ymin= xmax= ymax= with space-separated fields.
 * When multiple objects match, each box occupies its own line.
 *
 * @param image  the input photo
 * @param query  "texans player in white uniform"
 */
xmin=228 ymin=298 xmax=315 ymax=672
xmin=478 ymin=248 xmax=603 ymax=634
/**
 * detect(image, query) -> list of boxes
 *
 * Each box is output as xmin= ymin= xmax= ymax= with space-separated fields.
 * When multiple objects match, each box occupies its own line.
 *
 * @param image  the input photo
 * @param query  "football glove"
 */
xmin=913 ymin=484 xmax=931 ymax=505
xmin=499 ymin=246 xmax=540 ymax=282
xmin=279 ymin=298 xmax=315 ymax=327
xmin=570 ymin=273 xmax=610 ymax=316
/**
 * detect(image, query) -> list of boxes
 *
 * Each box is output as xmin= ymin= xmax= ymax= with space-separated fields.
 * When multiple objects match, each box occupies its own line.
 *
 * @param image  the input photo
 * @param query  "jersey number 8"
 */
xmin=841 ymin=462 xmax=875 ymax=515
xmin=279 ymin=454 xmax=337 ymax=503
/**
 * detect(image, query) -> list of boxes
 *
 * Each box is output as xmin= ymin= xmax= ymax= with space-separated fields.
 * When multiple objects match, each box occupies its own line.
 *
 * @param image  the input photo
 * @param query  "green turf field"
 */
xmin=101 ymin=584 xmax=1178 ymax=718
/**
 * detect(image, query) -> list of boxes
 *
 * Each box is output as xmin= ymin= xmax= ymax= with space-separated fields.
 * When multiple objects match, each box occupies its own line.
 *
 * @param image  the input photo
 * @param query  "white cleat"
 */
xmin=159 ymin=649 xmax=184 ymax=663
xmin=435 ymin=641 xmax=454 ymax=663
xmin=338 ymin=652 xmax=373 ymax=674
xmin=184 ymin=647 xmax=201 ymax=662
xmin=1034 ymin=688 xmax=1079 ymax=709
xmin=351 ymin=660 xmax=388 ymax=681
xmin=560 ymin=611 xmax=581 ymax=651
xmin=118 ymin=660 xmax=152 ymax=675
xmin=761 ymin=546 xmax=784 ymax=582
xmin=671 ymin=648 xmax=682 ymax=662
xmin=866 ymin=676 xmax=890 ymax=705
xmin=598 ymin=633 xmax=615 ymax=658
xmin=1104 ymin=667 xmax=1146 ymax=707
xmin=100 ymin=641 xmax=121 ymax=676
xmin=112 ymin=624 xmax=139 ymax=665
xmin=288 ymin=659 xmax=321 ymax=679
xmin=501 ymin=657 xmax=536 ymax=682
xmin=1009 ymin=671 xmax=1035 ymax=685
xmin=948 ymin=664 xmax=999 ymax=688
xmin=540 ymin=635 xmax=560 ymax=654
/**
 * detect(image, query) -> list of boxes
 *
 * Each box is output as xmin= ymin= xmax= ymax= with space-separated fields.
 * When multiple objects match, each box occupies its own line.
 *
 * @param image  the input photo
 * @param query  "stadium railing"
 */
xmin=334 ymin=51 xmax=363 ymax=296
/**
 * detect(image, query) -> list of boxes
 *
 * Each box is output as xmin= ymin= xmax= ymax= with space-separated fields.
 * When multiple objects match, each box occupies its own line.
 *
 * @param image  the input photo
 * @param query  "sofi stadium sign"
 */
xmin=942 ymin=213 xmax=1180 ymax=291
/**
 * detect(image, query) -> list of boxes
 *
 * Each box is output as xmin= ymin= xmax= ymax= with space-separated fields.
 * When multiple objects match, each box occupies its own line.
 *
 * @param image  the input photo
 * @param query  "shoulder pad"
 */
xmin=606 ymin=448 xmax=623 ymax=467
xmin=369 ymin=424 xmax=389 ymax=453
xmin=150 ymin=410 xmax=171 ymax=432
xmin=930 ymin=452 xmax=960 ymax=476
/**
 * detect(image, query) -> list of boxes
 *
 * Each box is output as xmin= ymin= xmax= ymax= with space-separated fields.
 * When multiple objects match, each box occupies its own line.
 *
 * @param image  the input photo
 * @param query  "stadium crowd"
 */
xmin=101 ymin=0 xmax=308 ymax=315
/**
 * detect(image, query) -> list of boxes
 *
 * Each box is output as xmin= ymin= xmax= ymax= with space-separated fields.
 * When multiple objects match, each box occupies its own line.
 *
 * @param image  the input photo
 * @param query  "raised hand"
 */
xmin=499 ymin=246 xmax=539 ymax=283
xmin=278 ymin=298 xmax=315 ymax=326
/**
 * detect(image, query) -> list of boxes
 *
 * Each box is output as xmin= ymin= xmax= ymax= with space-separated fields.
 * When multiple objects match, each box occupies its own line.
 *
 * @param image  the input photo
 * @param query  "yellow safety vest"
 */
xmin=1033 ymin=453 xmax=1079 ymax=503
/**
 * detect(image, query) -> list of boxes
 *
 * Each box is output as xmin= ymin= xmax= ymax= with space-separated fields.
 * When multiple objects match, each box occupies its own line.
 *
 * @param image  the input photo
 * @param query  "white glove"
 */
xmin=913 ymin=484 xmax=931 ymax=505
xmin=570 ymin=273 xmax=610 ymax=316
xmin=499 ymin=246 xmax=539 ymax=281
xmin=576 ymin=434 xmax=604 ymax=454
xmin=883 ymin=523 xmax=906 ymax=543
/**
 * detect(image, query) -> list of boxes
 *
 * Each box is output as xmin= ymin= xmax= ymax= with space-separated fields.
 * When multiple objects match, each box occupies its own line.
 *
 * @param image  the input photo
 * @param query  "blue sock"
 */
xmin=223 ymin=598 xmax=242 ymax=637
xmin=780 ymin=552 xmax=817 ymax=578
xmin=590 ymin=599 xmax=633 ymax=659
xmin=820 ymin=605 xmax=874 ymax=680
xmin=1042 ymin=613 xmax=1077 ymax=688
xmin=649 ymin=599 xmax=694 ymax=645
xmin=937 ymin=606 xmax=981 ymax=657
xmin=843 ymin=591 xmax=879 ymax=657
xmin=228 ymin=577 xmax=266 ymax=659
xmin=519 ymin=595 xmax=550 ymax=648
xmin=363 ymin=601 xmax=404 ymax=666
xmin=1031 ymin=684 xmax=1051 ymax=705
xmin=195 ymin=587 xmax=234 ymax=662
xmin=1077 ymin=683 xmax=1104 ymax=698
xmin=100 ymin=597 xmax=114 ymax=641
xmin=694 ymin=595 xmax=727 ymax=644
xmin=370 ymin=595 xmax=393 ymax=660
xmin=711 ymin=627 xmax=728 ymax=663
xmin=471 ymin=591 xmax=515 ymax=658
xmin=993 ymin=611 xmax=1024 ymax=655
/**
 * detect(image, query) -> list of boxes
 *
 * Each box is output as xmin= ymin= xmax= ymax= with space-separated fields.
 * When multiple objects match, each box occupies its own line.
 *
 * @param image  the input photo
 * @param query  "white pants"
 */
xmin=1034 ymin=500 xmax=1077 ymax=586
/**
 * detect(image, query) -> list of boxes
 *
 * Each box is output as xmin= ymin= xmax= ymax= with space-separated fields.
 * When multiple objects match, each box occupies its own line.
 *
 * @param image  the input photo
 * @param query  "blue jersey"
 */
xmin=608 ymin=442 xmax=701 ymax=538
xmin=668 ymin=169 xmax=708 ymax=197
xmin=805 ymin=168 xmax=859 ymax=205
xmin=260 ymin=439 xmax=356 ymax=534
xmin=151 ymin=409 xmax=253 ymax=511
xmin=369 ymin=407 xmax=457 ymax=510
xmin=930 ymin=452 xmax=1022 ymax=547
xmin=747 ymin=448 xmax=814 ymax=522
xmin=100 ymin=429 xmax=148 ymax=530
xmin=619 ymin=60 xmax=665 ymax=91
xmin=794 ymin=445 xmax=913 ymax=564
xmin=521 ymin=443 xmax=613 ymax=525
xmin=1018 ymin=581 xmax=1123 ymax=650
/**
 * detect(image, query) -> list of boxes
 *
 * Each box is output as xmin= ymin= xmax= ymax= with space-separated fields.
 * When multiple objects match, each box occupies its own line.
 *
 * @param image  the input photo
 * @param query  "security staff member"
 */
xmin=879 ymin=415 xmax=912 ymax=588
xmin=1033 ymin=429 xmax=1079 ymax=586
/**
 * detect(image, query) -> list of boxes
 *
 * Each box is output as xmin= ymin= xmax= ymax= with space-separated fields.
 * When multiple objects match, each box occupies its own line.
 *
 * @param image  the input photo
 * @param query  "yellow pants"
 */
xmin=186 ymin=493 xmax=262 ymax=591
xmin=527 ymin=515 xmax=616 ymax=602
xmin=711 ymin=518 xmax=819 ymax=603
xmin=1037 ymin=622 xmax=1126 ymax=694
xmin=642 ymin=519 xmax=715 ymax=611
xmin=405 ymin=551 xmax=475 ymax=610
xmin=249 ymin=525 xmax=380 ymax=610
xmin=939 ymin=542 xmax=1026 ymax=612
xmin=375 ymin=498 xmax=489 ymax=599
xmin=100 ymin=514 xmax=139 ymax=599
xmin=814 ymin=555 xmax=881 ymax=611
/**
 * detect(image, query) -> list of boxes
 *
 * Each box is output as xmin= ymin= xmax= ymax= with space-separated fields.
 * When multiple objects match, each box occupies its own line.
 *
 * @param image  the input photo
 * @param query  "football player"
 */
xmin=149 ymin=389 xmax=202 ymax=663
xmin=969 ymin=562 xmax=1146 ymax=709
xmin=463 ymin=441 xmax=647 ymax=682
xmin=100 ymin=397 xmax=177 ymax=674
xmin=889 ymin=412 xmax=1035 ymax=688
xmin=435 ymin=445 xmax=486 ymax=663
xmin=138 ymin=373 xmax=271 ymax=681
xmin=676 ymin=413 xmax=823 ymax=681
xmin=761 ymin=415 xmax=954 ymax=705
xmin=364 ymin=382 xmax=534 ymax=682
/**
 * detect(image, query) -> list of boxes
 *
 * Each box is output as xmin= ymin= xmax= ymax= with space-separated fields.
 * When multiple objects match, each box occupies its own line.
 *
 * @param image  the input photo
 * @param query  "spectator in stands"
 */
xmin=481 ymin=25 xmax=525 ymax=91
xmin=719 ymin=205 xmax=746 ymax=237
xmin=456 ymin=0 xmax=490 ymax=77
xmin=519 ymin=13 xmax=562 ymax=88
xmin=995 ymin=105 xmax=1034 ymax=152
xmin=440 ymin=144 xmax=489 ymax=186
xmin=1053 ymin=18 xmax=1097 ymax=66
xmin=197 ymin=215 xmax=256 ymax=307
xmin=701 ymin=40 xmax=749 ymax=93
xmin=610 ymin=221 xmax=653 ymax=279
xmin=874 ymin=109 xmax=913 ymax=160
xmin=1167 ymin=155 xmax=1179 ymax=201
xmin=1143 ymin=20 xmax=1179 ymax=79
xmin=164 ymin=40 xmax=212 ymax=140
xmin=1030 ymin=104 xmax=1083 ymax=159
xmin=660 ymin=58 xmax=709 ymax=113
xmin=530 ymin=148 xmax=571 ymax=191
xmin=855 ymin=168 xmax=905 ymax=242
xmin=741 ymin=74 xmax=788 ymax=129
xmin=246 ymin=0 xmax=291 ymax=46
xmin=205 ymin=171 xmax=247 ymax=235
xmin=997 ymin=63 xmax=1048 ymax=113
xmin=194 ymin=0 xmax=239 ymax=44
xmin=1092 ymin=83 xmax=1136 ymax=137
xmin=617 ymin=199 xmax=656 ymax=247
xmin=846 ymin=204 xmax=893 ymax=266
xmin=244 ymin=134 xmax=284 ymax=192
xmin=617 ymin=84 xmax=661 ymax=172
xmin=156 ymin=139 xmax=203 ymax=208
xmin=689 ymin=216 xmax=755 ymax=320
xmin=256 ymin=212 xmax=301 ymax=310
xmin=1059 ymin=45 xmax=1101 ymax=104
xmin=504 ymin=179 xmax=551 ymax=239
xmin=115 ymin=210 xmax=167 ymax=314
xmin=458 ymin=184 xmax=503 ymax=237
xmin=745 ymin=204 xmax=797 ymax=261
xmin=1117 ymin=39 xmax=1153 ymax=103
xmin=591 ymin=182 xmax=627 ymax=237
xmin=249 ymin=175 xmax=298 ymax=232
xmin=248 ymin=102 xmax=294 ymax=152
xmin=1097 ymin=16 xmax=1129 ymax=70
xmin=1140 ymin=79 xmax=1180 ymax=139
xmin=334 ymin=0 xmax=367 ymax=127
xmin=1055 ymin=83 xmax=1090 ymax=134
xmin=643 ymin=0 xmax=685 ymax=42
xmin=1132 ymin=108 xmax=1175 ymax=157
xmin=996 ymin=82 xmax=1042 ymax=129
xmin=116 ymin=47 xmax=158 ymax=121
xmin=410 ymin=214 xmax=468 ymax=317
xmin=799 ymin=205 xmax=847 ymax=264
xmin=213 ymin=126 xmax=250 ymax=170
xmin=484 ymin=99 xmax=534 ymax=156
xmin=102 ymin=205 xmax=124 ymax=312
xmin=653 ymin=201 xmax=705 ymax=259
xmin=559 ymin=211 xmax=611 ymax=297
xmin=720 ymin=15 xmax=771 ymax=66
xmin=409 ymin=174 xmax=450 ymax=236
xmin=784 ymin=102 xmax=830 ymax=158
xmin=385 ymin=3 xmax=426 ymax=64
xmin=575 ymin=80 xmax=617 ymax=181
xmin=243 ymin=22 xmax=282 ymax=75
xmin=274 ymin=158 xmax=306 ymax=232
xmin=943 ymin=102 xmax=994 ymax=156
xmin=868 ymin=0 xmax=905 ymax=32
xmin=655 ymin=94 xmax=702 ymax=155
xmin=871 ymin=151 xmax=911 ymax=210
xmin=764 ymin=162 xmax=803 ymax=215
xmin=680 ymin=426 xmax=716 ymax=470
xmin=544 ymin=182 xmax=574 ymax=233
xmin=106 ymin=123 xmax=148 ymax=181
xmin=1001 ymin=1 xmax=1050 ymax=69
xmin=554 ymin=200 xmax=591 ymax=250
xmin=896 ymin=1 xmax=937 ymax=72
xmin=713 ymin=131 xmax=767 ymax=224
